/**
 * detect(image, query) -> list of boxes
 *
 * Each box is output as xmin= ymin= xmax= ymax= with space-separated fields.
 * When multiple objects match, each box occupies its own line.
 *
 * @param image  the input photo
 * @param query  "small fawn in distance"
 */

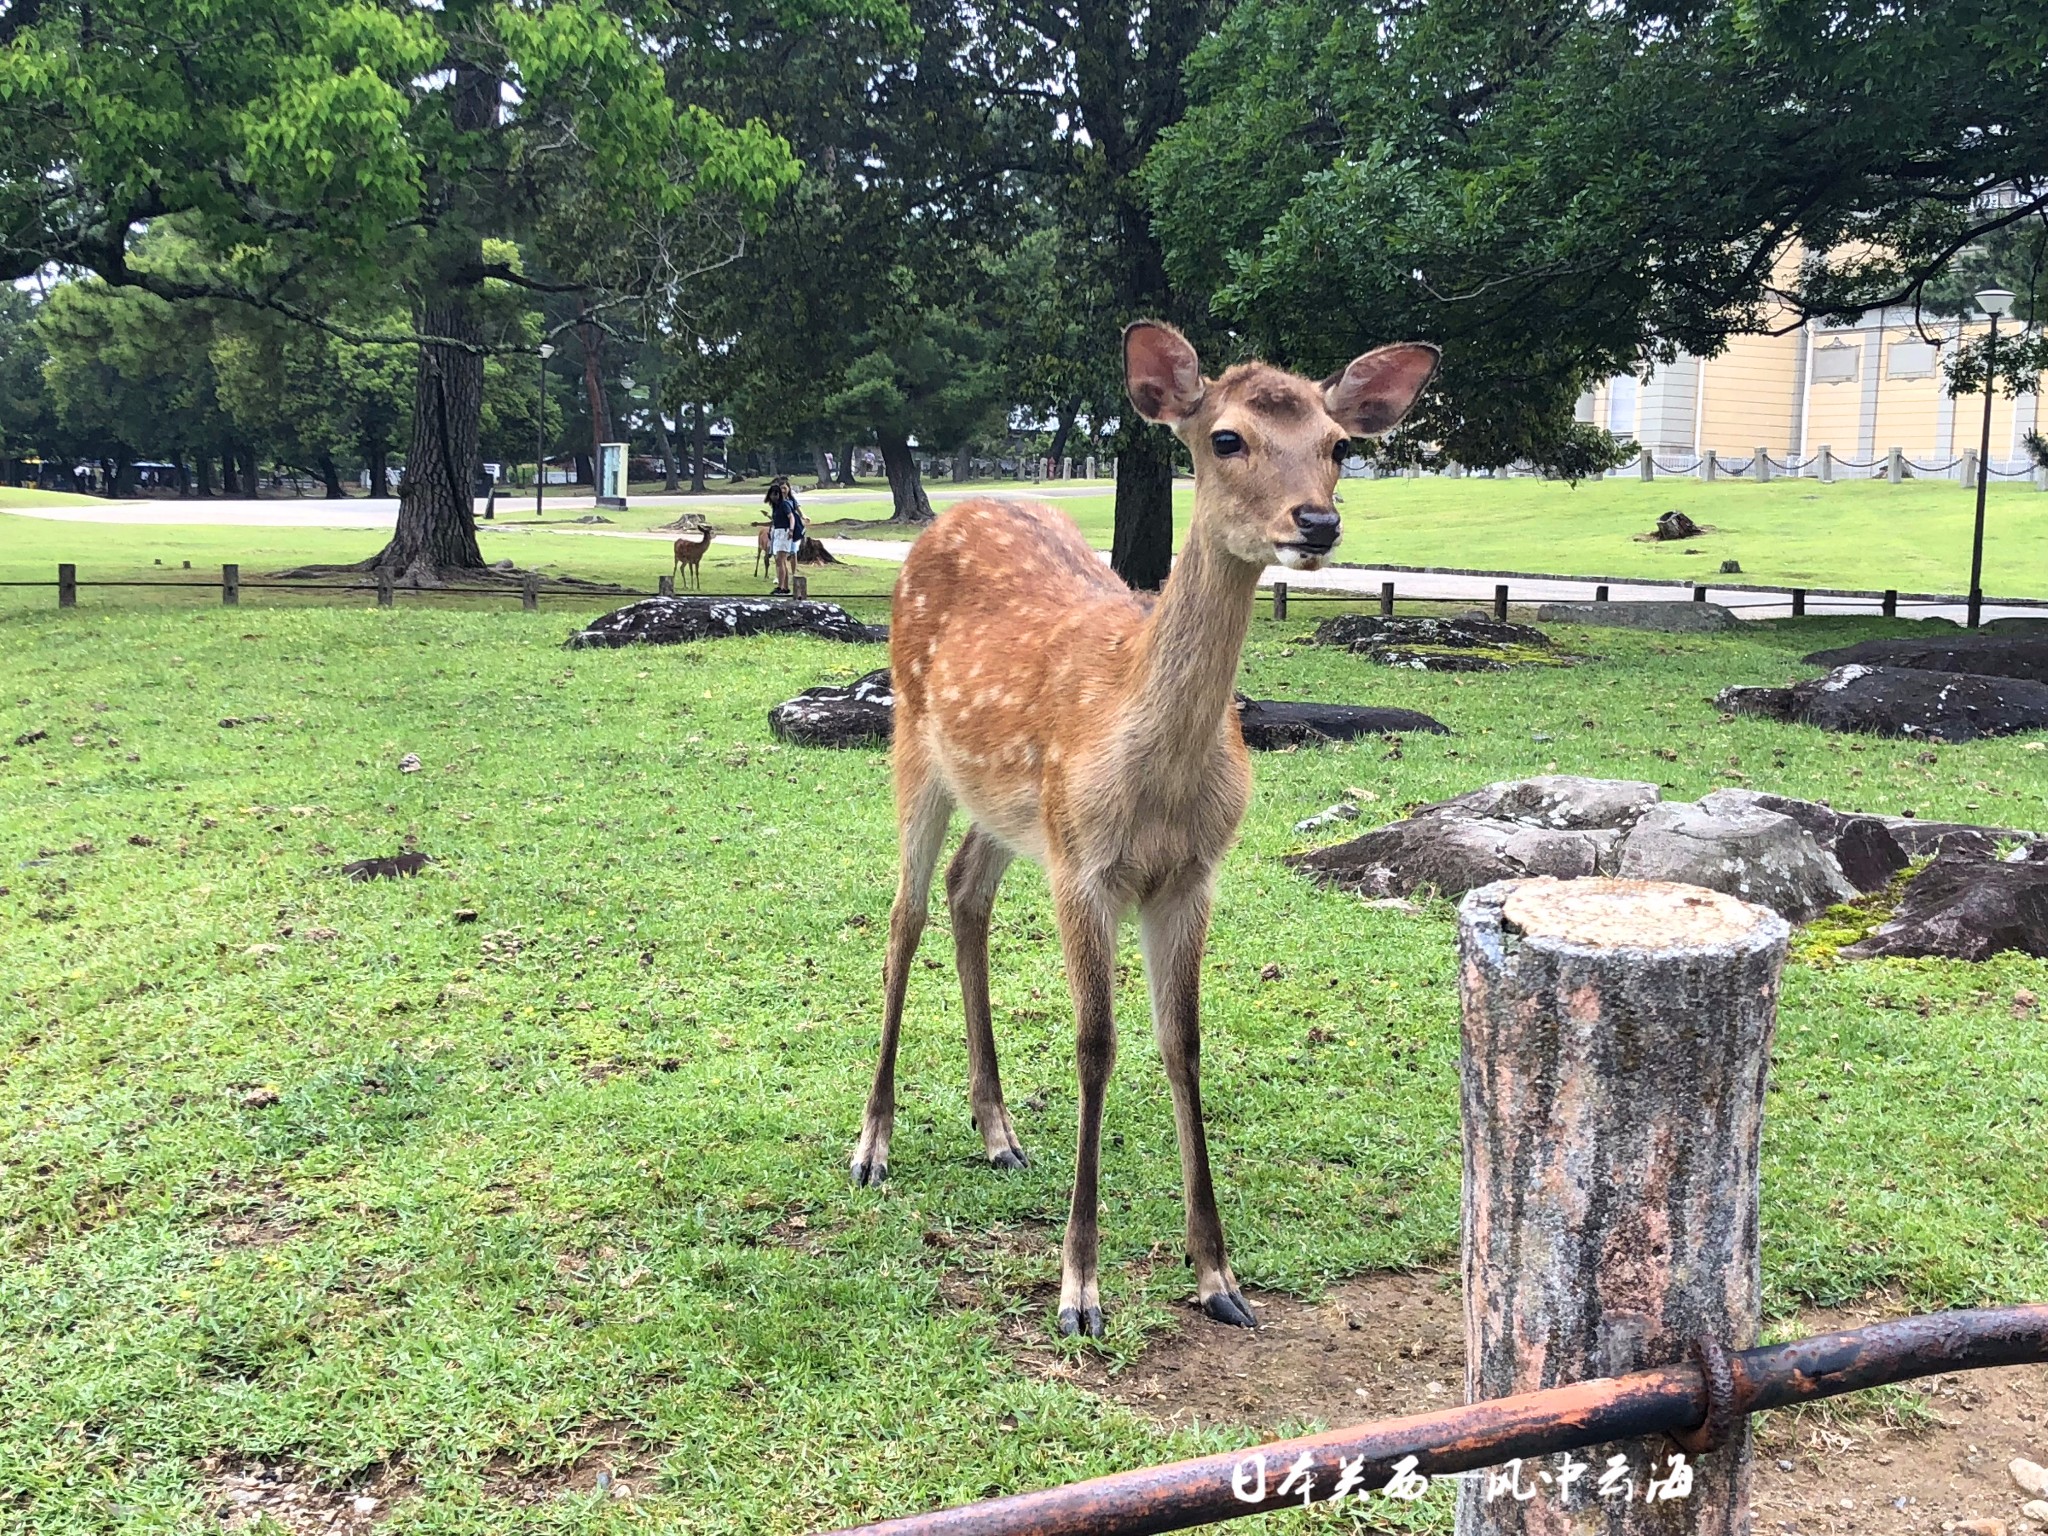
xmin=854 ymin=320 xmax=1438 ymax=1336
xmin=671 ymin=527 xmax=713 ymax=588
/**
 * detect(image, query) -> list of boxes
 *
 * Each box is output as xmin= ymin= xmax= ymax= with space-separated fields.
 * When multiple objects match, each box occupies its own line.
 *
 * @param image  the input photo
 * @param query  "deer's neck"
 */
xmin=1123 ymin=521 xmax=1262 ymax=765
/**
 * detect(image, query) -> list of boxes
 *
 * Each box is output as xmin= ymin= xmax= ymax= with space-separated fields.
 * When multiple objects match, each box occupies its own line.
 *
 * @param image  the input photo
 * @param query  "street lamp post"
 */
xmin=536 ymin=342 xmax=556 ymax=520
xmin=1968 ymin=288 xmax=2016 ymax=629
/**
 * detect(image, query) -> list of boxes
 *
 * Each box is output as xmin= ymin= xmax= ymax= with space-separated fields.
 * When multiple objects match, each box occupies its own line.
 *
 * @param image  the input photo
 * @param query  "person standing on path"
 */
xmin=766 ymin=477 xmax=801 ymax=595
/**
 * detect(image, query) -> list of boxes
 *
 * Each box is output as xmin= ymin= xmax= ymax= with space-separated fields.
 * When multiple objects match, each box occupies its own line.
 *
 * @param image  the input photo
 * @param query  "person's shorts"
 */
xmin=770 ymin=530 xmax=798 ymax=555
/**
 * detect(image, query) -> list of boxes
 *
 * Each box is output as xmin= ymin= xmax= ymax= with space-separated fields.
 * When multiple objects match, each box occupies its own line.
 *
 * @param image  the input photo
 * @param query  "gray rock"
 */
xmin=1841 ymin=854 xmax=2048 ymax=961
xmin=566 ymin=596 xmax=886 ymax=649
xmin=1718 ymin=663 xmax=2048 ymax=742
xmin=1423 ymin=775 xmax=1662 ymax=831
xmin=1535 ymin=600 xmax=1737 ymax=632
xmin=1287 ymin=815 xmax=1622 ymax=899
xmin=1312 ymin=613 xmax=1551 ymax=650
xmin=1234 ymin=696 xmax=1451 ymax=747
xmin=1372 ymin=647 xmax=1511 ymax=672
xmin=1617 ymin=802 xmax=1855 ymax=921
xmin=769 ymin=668 xmax=896 ymax=748
xmin=1697 ymin=788 xmax=1909 ymax=894
xmin=1880 ymin=817 xmax=2031 ymax=861
xmin=1803 ymin=635 xmax=2048 ymax=686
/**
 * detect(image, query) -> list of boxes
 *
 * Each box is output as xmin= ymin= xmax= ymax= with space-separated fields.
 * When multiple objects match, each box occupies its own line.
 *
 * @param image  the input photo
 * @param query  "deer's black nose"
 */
xmin=1291 ymin=505 xmax=1341 ymax=549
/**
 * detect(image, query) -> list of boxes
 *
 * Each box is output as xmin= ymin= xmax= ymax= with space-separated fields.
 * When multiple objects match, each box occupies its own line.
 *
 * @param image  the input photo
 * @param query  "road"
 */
xmin=7 ymin=489 xmax=2038 ymax=625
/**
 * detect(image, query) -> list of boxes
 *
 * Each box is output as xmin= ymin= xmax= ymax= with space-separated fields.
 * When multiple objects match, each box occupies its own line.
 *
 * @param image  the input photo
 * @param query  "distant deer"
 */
xmin=753 ymin=524 xmax=772 ymax=580
xmin=853 ymin=321 xmax=1438 ymax=1336
xmin=672 ymin=527 xmax=713 ymax=588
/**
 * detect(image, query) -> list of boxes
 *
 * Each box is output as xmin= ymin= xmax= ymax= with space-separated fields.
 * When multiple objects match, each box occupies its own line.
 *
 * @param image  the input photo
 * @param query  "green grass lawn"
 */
xmin=824 ymin=476 xmax=2048 ymax=598
xmin=3 ymin=598 xmax=2045 ymax=1533
xmin=0 ymin=512 xmax=904 ymax=609
xmin=15 ymin=472 xmax=2046 ymax=599
xmin=0 ymin=485 xmax=99 ymax=509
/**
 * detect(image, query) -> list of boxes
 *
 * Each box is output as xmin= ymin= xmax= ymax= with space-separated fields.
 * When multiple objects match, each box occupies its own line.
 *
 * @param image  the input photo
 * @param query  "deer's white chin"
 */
xmin=1274 ymin=545 xmax=1331 ymax=571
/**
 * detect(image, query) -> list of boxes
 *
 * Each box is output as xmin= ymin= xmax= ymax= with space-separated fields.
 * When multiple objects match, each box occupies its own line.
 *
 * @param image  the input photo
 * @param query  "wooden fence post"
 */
xmin=1271 ymin=581 xmax=1287 ymax=621
xmin=1791 ymin=588 xmax=1805 ymax=617
xmin=58 ymin=563 xmax=76 ymax=609
xmin=1455 ymin=877 xmax=1787 ymax=1536
xmin=1594 ymin=584 xmax=1609 ymax=603
xmin=222 ymin=564 xmax=239 ymax=606
xmin=377 ymin=570 xmax=394 ymax=609
xmin=1493 ymin=584 xmax=1508 ymax=622
xmin=658 ymin=574 xmax=674 ymax=596
xmin=1882 ymin=589 xmax=1897 ymax=619
xmin=1693 ymin=584 xmax=1708 ymax=603
xmin=792 ymin=575 xmax=808 ymax=599
xmin=1380 ymin=580 xmax=1395 ymax=616
xmin=521 ymin=572 xmax=540 ymax=612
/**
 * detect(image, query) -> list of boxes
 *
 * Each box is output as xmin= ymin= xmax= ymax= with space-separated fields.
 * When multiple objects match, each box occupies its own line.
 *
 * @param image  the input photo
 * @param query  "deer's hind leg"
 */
xmin=852 ymin=740 xmax=953 ymax=1187
xmin=946 ymin=825 xmax=1024 ymax=1169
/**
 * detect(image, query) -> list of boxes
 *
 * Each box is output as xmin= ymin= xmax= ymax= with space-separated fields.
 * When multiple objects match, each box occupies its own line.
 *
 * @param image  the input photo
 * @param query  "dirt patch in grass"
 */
xmin=204 ymin=1455 xmax=413 ymax=1533
xmin=480 ymin=1420 xmax=667 ymax=1507
xmin=202 ymin=1176 xmax=307 ymax=1249
xmin=1058 ymin=1272 xmax=2048 ymax=1533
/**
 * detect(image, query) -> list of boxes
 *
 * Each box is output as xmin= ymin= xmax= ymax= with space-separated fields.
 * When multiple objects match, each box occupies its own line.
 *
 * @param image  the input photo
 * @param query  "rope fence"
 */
xmin=1629 ymin=445 xmax=2047 ymax=483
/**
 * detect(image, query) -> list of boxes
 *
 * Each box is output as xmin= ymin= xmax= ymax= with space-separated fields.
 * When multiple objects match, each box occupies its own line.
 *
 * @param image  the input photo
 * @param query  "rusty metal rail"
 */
xmin=819 ymin=1304 xmax=2048 ymax=1536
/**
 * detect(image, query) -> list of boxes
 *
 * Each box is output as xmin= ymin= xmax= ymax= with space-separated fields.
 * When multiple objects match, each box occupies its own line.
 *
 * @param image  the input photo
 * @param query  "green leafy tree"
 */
xmin=0 ymin=287 xmax=60 ymax=483
xmin=36 ymin=264 xmax=232 ymax=494
xmin=1 ymin=0 xmax=841 ymax=580
xmin=1143 ymin=0 xmax=2048 ymax=481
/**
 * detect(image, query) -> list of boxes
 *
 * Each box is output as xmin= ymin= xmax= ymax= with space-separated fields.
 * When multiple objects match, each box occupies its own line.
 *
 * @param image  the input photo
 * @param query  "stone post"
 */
xmin=1817 ymin=445 xmax=1833 ymax=484
xmin=1888 ymin=447 xmax=1904 ymax=484
xmin=1455 ymin=877 xmax=1788 ymax=1536
xmin=1640 ymin=448 xmax=1654 ymax=481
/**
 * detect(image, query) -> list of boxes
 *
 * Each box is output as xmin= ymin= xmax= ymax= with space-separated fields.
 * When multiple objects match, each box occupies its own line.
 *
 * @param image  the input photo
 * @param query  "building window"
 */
xmin=1606 ymin=373 xmax=1639 ymax=436
xmin=1887 ymin=340 xmax=1938 ymax=380
xmin=1811 ymin=342 xmax=1861 ymax=384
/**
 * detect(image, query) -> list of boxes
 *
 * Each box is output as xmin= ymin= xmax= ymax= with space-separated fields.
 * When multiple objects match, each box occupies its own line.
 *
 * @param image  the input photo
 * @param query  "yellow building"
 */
xmin=1580 ymin=311 xmax=2043 ymax=483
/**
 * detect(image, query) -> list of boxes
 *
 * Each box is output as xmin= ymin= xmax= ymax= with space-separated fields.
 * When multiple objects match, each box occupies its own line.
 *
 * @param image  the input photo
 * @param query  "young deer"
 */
xmin=854 ymin=321 xmax=1438 ymax=1336
xmin=672 ymin=527 xmax=713 ymax=587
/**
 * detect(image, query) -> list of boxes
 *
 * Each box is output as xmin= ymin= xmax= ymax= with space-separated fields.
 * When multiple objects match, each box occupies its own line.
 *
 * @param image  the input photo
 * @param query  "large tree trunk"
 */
xmin=368 ymin=285 xmax=487 ymax=580
xmin=1455 ymin=878 xmax=1786 ymax=1535
xmin=812 ymin=443 xmax=832 ymax=487
xmin=366 ymin=442 xmax=390 ymax=498
xmin=318 ymin=452 xmax=345 ymax=499
xmin=837 ymin=440 xmax=858 ymax=486
xmin=878 ymin=431 xmax=934 ymax=522
xmin=574 ymin=451 xmax=593 ymax=485
xmin=690 ymin=404 xmax=709 ymax=493
xmin=1047 ymin=393 xmax=1081 ymax=470
xmin=242 ymin=446 xmax=260 ymax=499
xmin=579 ymin=315 xmax=612 ymax=467
xmin=951 ymin=438 xmax=970 ymax=483
xmin=653 ymin=411 xmax=681 ymax=493
xmin=196 ymin=453 xmax=214 ymax=498
xmin=220 ymin=446 xmax=239 ymax=497
xmin=1111 ymin=421 xmax=1175 ymax=590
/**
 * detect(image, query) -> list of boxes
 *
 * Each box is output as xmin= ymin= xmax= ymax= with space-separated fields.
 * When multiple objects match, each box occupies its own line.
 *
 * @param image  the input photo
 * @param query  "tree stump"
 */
xmin=1455 ymin=878 xmax=1788 ymax=1535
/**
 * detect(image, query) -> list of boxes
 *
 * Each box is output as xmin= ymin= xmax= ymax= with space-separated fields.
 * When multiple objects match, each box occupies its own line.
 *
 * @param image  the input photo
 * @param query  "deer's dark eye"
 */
xmin=1331 ymin=441 xmax=1352 ymax=464
xmin=1210 ymin=430 xmax=1245 ymax=457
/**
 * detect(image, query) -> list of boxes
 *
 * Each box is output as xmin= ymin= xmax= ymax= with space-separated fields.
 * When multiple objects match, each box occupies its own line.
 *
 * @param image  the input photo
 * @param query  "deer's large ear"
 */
xmin=1124 ymin=321 xmax=1206 ymax=424
xmin=1323 ymin=343 xmax=1440 ymax=436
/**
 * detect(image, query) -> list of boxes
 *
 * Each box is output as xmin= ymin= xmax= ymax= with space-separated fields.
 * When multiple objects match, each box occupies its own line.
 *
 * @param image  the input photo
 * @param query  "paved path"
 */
xmin=8 ymin=492 xmax=2038 ymax=625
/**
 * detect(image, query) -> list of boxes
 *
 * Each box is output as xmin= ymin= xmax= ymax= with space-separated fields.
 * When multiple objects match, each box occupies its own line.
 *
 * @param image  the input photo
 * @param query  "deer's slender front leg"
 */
xmin=853 ymin=762 xmax=953 ymax=1187
xmin=1052 ymin=878 xmax=1117 ymax=1338
xmin=1140 ymin=878 xmax=1254 ymax=1328
xmin=946 ymin=825 xmax=1025 ymax=1169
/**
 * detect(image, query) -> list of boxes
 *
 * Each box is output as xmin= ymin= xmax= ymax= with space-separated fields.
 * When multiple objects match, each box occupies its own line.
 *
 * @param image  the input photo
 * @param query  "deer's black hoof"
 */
xmin=988 ymin=1148 xmax=1028 ymax=1171
xmin=1202 ymin=1289 xmax=1257 ymax=1329
xmin=1057 ymin=1305 xmax=1105 ymax=1339
xmin=849 ymin=1157 xmax=889 ymax=1188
